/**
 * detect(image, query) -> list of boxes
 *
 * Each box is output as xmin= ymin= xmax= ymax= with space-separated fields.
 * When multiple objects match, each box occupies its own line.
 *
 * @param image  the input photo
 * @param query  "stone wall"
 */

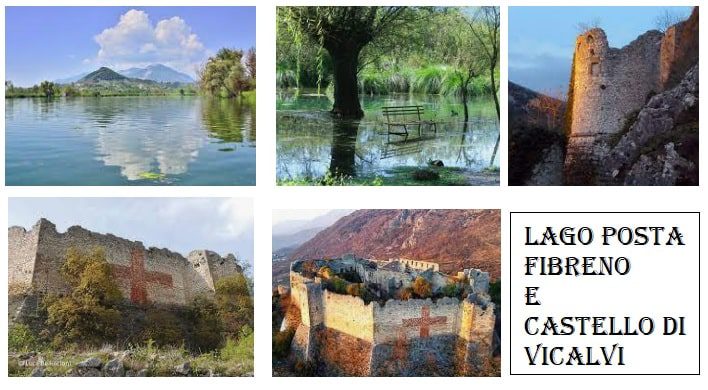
xmin=395 ymin=258 xmax=440 ymax=272
xmin=564 ymin=8 xmax=699 ymax=185
xmin=322 ymin=290 xmax=374 ymax=341
xmin=8 ymin=225 xmax=39 ymax=294
xmin=660 ymin=7 xmax=699 ymax=90
xmin=8 ymin=219 xmax=241 ymax=307
xmin=373 ymin=297 xmax=461 ymax=344
xmin=565 ymin=28 xmax=663 ymax=184
xmin=287 ymin=259 xmax=497 ymax=375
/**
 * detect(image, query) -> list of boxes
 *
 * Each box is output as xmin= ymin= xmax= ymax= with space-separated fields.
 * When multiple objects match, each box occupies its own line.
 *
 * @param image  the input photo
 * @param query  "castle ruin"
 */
xmin=280 ymin=255 xmax=496 ymax=376
xmin=9 ymin=218 xmax=243 ymax=313
xmin=564 ymin=8 xmax=698 ymax=184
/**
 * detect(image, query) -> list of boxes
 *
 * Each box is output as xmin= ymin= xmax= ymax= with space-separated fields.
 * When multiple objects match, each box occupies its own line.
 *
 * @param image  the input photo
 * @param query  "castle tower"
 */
xmin=564 ymin=28 xmax=663 ymax=184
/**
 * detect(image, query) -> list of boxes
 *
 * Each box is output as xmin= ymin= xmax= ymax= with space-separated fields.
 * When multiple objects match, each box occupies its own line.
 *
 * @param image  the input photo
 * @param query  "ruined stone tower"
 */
xmin=564 ymin=8 xmax=699 ymax=185
xmin=564 ymin=28 xmax=663 ymax=184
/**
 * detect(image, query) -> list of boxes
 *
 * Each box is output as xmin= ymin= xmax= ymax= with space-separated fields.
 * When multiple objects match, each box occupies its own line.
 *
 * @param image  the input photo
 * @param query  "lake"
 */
xmin=5 ymin=96 xmax=256 ymax=185
xmin=276 ymin=91 xmax=499 ymax=185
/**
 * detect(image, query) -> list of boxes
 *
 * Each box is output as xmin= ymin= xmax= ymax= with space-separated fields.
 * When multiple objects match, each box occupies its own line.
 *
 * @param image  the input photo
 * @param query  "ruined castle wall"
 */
xmin=322 ymin=290 xmax=374 ymax=342
xmin=396 ymin=258 xmax=439 ymax=272
xmin=8 ymin=226 xmax=39 ymax=294
xmin=184 ymin=250 xmax=218 ymax=300
xmin=140 ymin=247 xmax=190 ymax=305
xmin=660 ymin=8 xmax=699 ymax=90
xmin=373 ymin=297 xmax=462 ymax=344
xmin=569 ymin=29 xmax=662 ymax=138
xmin=20 ymin=220 xmax=189 ymax=305
xmin=565 ymin=28 xmax=663 ymax=184
xmin=358 ymin=265 xmax=412 ymax=294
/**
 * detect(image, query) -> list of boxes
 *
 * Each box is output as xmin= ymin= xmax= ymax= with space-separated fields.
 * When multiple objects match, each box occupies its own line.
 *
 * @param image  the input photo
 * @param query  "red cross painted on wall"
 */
xmin=111 ymin=248 xmax=173 ymax=305
xmin=402 ymin=305 xmax=447 ymax=338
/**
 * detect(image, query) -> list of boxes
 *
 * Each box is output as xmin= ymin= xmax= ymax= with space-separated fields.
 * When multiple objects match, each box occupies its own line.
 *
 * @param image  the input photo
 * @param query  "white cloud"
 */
xmin=93 ymin=9 xmax=207 ymax=75
xmin=219 ymin=199 xmax=254 ymax=238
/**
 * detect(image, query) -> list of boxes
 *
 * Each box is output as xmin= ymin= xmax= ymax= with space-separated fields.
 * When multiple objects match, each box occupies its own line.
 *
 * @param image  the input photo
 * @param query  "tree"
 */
xmin=214 ymin=274 xmax=254 ymax=339
xmin=44 ymin=247 xmax=123 ymax=347
xmin=190 ymin=295 xmax=224 ymax=351
xmin=528 ymin=89 xmax=565 ymax=130
xmin=434 ymin=9 xmax=487 ymax=122
xmin=39 ymin=80 xmax=57 ymax=98
xmin=246 ymin=47 xmax=256 ymax=81
xmin=199 ymin=48 xmax=249 ymax=98
xmin=283 ymin=6 xmax=418 ymax=118
xmin=411 ymin=276 xmax=432 ymax=299
xmin=655 ymin=10 xmax=686 ymax=33
xmin=469 ymin=7 xmax=500 ymax=120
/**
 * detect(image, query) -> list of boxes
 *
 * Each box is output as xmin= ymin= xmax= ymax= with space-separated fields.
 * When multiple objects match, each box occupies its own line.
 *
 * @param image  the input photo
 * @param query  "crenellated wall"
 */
xmin=8 ymin=218 xmax=242 ymax=307
xmin=287 ymin=257 xmax=496 ymax=375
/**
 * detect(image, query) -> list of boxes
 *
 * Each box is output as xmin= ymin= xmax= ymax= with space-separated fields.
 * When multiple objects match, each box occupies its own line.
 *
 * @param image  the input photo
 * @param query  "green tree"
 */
xmin=44 ymin=246 xmax=123 ymax=347
xmin=469 ymin=7 xmax=500 ymax=120
xmin=39 ymin=80 xmax=57 ymax=98
xmin=214 ymin=274 xmax=254 ymax=339
xmin=199 ymin=48 xmax=249 ymax=98
xmin=281 ymin=6 xmax=419 ymax=119
xmin=190 ymin=295 xmax=224 ymax=351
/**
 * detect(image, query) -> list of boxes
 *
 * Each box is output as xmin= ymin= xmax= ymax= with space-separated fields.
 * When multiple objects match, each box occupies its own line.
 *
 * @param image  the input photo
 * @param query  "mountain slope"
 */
xmin=508 ymin=82 xmax=566 ymax=186
xmin=119 ymin=64 xmax=194 ymax=83
xmin=288 ymin=209 xmax=500 ymax=281
xmin=273 ymin=227 xmax=325 ymax=252
xmin=78 ymin=67 xmax=129 ymax=83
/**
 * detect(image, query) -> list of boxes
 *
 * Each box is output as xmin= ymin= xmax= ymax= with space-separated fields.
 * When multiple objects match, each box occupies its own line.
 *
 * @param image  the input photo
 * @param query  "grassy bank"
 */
xmin=9 ymin=332 xmax=253 ymax=377
xmin=278 ymin=166 xmax=499 ymax=186
xmin=277 ymin=64 xmax=498 ymax=98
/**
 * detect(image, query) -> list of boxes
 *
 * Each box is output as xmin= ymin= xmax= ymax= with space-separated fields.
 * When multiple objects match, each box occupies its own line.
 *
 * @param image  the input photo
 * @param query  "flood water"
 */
xmin=6 ymin=96 xmax=256 ymax=185
xmin=276 ymin=91 xmax=499 ymax=184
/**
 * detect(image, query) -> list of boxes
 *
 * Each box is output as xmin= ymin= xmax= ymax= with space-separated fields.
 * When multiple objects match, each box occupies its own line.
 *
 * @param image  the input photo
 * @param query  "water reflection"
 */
xmin=276 ymin=92 xmax=499 ymax=182
xmin=5 ymin=96 xmax=256 ymax=185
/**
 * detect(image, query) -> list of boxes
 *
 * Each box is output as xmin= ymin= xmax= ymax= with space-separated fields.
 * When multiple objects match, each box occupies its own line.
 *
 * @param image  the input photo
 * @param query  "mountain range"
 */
xmin=272 ymin=210 xmax=501 ymax=288
xmin=55 ymin=64 xmax=194 ymax=84
xmin=272 ymin=210 xmax=354 ymax=253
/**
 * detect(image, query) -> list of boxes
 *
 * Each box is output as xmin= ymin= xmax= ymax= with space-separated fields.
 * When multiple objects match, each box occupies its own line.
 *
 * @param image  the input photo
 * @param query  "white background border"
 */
xmin=1 ymin=0 xmax=705 ymax=387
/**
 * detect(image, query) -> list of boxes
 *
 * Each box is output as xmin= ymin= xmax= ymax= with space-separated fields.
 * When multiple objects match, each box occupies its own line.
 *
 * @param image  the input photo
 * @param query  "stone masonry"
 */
xmin=285 ymin=256 xmax=496 ymax=376
xmin=564 ymin=8 xmax=699 ymax=184
xmin=8 ymin=218 xmax=242 ymax=308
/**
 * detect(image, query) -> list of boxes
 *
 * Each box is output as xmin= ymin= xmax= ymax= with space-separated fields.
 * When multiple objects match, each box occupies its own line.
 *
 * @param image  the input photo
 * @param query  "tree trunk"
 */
xmin=489 ymin=64 xmax=500 ymax=120
xmin=329 ymin=47 xmax=364 ymax=119
xmin=329 ymin=120 xmax=359 ymax=177
xmin=462 ymin=88 xmax=469 ymax=123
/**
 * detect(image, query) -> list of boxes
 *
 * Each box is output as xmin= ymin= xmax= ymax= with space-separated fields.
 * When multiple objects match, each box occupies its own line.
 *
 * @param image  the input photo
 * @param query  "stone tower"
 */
xmin=564 ymin=28 xmax=663 ymax=184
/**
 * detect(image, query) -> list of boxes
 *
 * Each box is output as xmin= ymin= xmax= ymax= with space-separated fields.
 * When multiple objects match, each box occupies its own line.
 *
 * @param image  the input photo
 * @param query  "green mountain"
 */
xmin=79 ymin=67 xmax=129 ymax=83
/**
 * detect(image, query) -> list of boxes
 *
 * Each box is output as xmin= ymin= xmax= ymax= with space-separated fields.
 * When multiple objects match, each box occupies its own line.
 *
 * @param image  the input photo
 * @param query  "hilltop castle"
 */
xmin=280 ymin=255 xmax=496 ymax=376
xmin=9 ymin=218 xmax=242 ymax=311
xmin=564 ymin=8 xmax=698 ymax=184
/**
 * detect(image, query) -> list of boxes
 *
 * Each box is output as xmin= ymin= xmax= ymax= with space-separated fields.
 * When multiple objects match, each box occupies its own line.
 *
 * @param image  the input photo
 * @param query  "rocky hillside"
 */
xmin=508 ymin=82 xmax=566 ymax=186
xmin=288 ymin=209 xmax=500 ymax=281
xmin=601 ymin=64 xmax=698 ymax=185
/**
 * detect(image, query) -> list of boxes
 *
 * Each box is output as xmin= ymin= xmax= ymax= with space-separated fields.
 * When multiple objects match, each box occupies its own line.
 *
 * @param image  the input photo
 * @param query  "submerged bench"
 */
xmin=382 ymin=105 xmax=437 ymax=135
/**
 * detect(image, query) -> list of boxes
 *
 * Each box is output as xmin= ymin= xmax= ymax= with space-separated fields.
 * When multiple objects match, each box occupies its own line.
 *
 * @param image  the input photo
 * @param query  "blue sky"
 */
xmin=6 ymin=7 xmax=256 ymax=86
xmin=8 ymin=198 xmax=254 ymax=272
xmin=509 ymin=6 xmax=693 ymax=92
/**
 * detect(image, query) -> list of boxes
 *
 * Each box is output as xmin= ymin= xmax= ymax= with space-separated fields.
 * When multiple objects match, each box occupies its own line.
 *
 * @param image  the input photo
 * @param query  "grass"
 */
xmin=8 ymin=335 xmax=254 ymax=377
xmin=353 ymin=64 xmax=494 ymax=97
xmin=277 ymin=166 xmax=473 ymax=186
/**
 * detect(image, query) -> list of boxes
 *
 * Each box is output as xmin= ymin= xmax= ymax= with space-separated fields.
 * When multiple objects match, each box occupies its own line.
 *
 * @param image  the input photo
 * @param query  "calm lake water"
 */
xmin=276 ymin=91 xmax=499 ymax=183
xmin=6 ymin=96 xmax=255 ymax=185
